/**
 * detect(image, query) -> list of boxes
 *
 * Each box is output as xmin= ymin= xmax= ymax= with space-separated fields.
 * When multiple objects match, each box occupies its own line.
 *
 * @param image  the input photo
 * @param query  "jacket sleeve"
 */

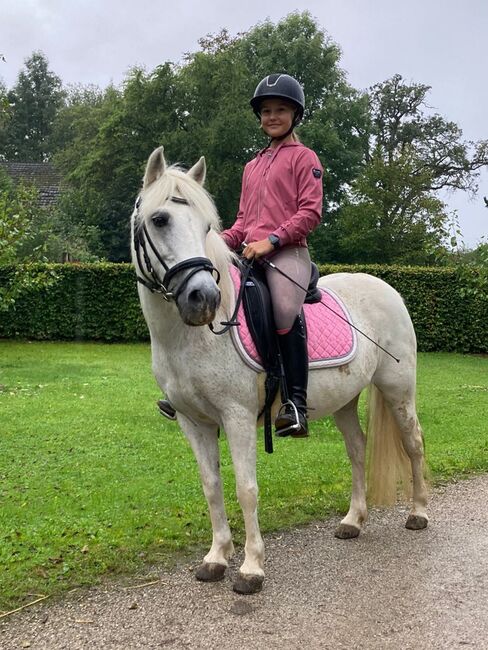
xmin=271 ymin=149 xmax=323 ymax=246
xmin=220 ymin=168 xmax=248 ymax=250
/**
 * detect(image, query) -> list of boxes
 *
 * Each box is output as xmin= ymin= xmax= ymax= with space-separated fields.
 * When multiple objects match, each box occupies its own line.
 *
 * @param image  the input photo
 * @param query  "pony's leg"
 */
xmin=333 ymin=395 xmax=368 ymax=539
xmin=223 ymin=413 xmax=265 ymax=595
xmin=386 ymin=395 xmax=429 ymax=529
xmin=178 ymin=415 xmax=234 ymax=581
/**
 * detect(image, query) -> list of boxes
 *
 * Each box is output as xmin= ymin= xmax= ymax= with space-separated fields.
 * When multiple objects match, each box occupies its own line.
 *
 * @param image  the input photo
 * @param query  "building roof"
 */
xmin=0 ymin=162 xmax=62 ymax=208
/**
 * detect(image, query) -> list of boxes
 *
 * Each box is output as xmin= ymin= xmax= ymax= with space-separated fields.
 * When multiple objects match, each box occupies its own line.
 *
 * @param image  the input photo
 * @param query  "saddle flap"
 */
xmin=241 ymin=264 xmax=279 ymax=373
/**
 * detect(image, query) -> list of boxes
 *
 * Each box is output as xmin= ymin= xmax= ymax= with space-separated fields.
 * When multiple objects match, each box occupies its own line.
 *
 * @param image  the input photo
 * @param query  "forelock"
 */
xmin=140 ymin=165 xmax=220 ymax=230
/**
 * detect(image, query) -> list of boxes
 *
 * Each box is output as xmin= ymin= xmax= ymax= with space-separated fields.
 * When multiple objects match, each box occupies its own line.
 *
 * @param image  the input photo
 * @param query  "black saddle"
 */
xmin=306 ymin=263 xmax=322 ymax=304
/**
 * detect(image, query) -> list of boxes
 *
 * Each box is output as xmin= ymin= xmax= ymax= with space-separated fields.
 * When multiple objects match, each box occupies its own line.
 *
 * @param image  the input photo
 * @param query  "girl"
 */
xmin=159 ymin=73 xmax=323 ymax=437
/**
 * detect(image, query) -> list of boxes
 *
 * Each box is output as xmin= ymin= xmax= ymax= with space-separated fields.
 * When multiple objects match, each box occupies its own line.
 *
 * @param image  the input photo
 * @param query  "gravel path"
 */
xmin=2 ymin=475 xmax=488 ymax=649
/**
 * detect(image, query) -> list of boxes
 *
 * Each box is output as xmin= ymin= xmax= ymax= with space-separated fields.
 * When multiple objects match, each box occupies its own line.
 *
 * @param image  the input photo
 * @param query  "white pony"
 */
xmin=131 ymin=147 xmax=428 ymax=595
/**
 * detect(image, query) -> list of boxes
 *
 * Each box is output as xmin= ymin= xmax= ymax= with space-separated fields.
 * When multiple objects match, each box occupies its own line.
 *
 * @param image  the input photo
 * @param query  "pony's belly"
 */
xmin=307 ymin=365 xmax=371 ymax=418
xmin=256 ymin=361 xmax=373 ymax=426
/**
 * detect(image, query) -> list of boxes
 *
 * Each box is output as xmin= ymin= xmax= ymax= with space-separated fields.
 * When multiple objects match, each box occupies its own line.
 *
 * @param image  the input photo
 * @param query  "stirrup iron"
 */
xmin=275 ymin=399 xmax=302 ymax=435
xmin=157 ymin=400 xmax=177 ymax=421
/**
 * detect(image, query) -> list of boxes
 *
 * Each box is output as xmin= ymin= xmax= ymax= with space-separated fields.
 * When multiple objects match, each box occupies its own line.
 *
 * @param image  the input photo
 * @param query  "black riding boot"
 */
xmin=157 ymin=399 xmax=177 ymax=420
xmin=275 ymin=315 xmax=309 ymax=438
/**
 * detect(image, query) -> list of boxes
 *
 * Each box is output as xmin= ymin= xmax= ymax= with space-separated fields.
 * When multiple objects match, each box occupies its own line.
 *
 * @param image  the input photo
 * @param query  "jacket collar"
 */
xmin=258 ymin=140 xmax=302 ymax=157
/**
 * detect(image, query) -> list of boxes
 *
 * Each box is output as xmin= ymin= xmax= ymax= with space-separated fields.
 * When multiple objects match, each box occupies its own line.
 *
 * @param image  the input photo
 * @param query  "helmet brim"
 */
xmin=250 ymin=94 xmax=304 ymax=118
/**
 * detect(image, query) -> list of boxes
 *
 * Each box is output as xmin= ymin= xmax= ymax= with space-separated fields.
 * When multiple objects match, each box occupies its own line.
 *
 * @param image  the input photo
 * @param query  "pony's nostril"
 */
xmin=189 ymin=289 xmax=203 ymax=305
xmin=187 ymin=287 xmax=220 ymax=314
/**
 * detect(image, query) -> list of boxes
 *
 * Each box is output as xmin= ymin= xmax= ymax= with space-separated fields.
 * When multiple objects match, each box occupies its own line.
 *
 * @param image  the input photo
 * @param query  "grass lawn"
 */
xmin=0 ymin=341 xmax=487 ymax=611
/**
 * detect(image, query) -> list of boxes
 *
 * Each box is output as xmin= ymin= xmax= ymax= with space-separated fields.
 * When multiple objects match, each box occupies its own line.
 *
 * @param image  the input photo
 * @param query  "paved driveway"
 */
xmin=2 ymin=475 xmax=488 ymax=649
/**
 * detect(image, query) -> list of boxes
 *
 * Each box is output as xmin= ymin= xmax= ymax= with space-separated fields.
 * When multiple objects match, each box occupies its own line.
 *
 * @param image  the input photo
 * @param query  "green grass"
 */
xmin=0 ymin=342 xmax=487 ymax=611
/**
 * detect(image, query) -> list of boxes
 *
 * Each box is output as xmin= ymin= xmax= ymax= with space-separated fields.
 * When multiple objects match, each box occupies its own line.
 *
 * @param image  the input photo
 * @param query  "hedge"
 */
xmin=0 ymin=262 xmax=486 ymax=352
xmin=0 ymin=264 xmax=147 ymax=342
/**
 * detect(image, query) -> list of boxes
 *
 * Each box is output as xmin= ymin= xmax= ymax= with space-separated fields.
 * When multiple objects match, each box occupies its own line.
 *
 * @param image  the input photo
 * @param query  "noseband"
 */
xmin=133 ymin=195 xmax=220 ymax=302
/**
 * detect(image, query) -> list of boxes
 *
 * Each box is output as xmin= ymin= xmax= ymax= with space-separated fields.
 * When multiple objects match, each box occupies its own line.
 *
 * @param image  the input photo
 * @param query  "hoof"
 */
xmin=335 ymin=523 xmax=361 ymax=539
xmin=405 ymin=514 xmax=428 ymax=530
xmin=195 ymin=562 xmax=227 ymax=582
xmin=233 ymin=572 xmax=264 ymax=595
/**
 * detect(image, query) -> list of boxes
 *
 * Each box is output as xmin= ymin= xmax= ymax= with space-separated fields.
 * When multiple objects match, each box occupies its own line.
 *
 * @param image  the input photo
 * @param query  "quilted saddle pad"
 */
xmin=229 ymin=265 xmax=357 ymax=372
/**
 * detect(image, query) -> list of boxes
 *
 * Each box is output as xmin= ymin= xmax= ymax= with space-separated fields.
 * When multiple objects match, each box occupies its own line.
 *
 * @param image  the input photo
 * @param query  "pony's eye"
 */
xmin=151 ymin=211 xmax=170 ymax=228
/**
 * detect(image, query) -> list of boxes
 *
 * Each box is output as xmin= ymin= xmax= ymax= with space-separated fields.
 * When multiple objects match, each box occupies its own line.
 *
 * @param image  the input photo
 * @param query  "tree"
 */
xmin=2 ymin=51 xmax=64 ymax=161
xmin=52 ymin=67 xmax=179 ymax=260
xmin=0 ymin=168 xmax=56 ymax=310
xmin=0 ymin=80 xmax=11 ymax=159
xmin=0 ymin=168 xmax=42 ymax=264
xmin=16 ymin=187 xmax=103 ymax=263
xmin=49 ymin=83 xmax=109 ymax=157
xmin=168 ymin=29 xmax=257 ymax=225
xmin=337 ymin=147 xmax=448 ymax=264
xmin=50 ymin=84 xmax=124 ymax=258
xmin=53 ymin=12 xmax=368 ymax=260
xmin=333 ymin=75 xmax=488 ymax=264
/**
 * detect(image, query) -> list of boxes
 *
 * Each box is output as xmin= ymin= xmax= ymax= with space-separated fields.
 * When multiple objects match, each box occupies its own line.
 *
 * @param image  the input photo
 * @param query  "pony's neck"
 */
xmin=205 ymin=230 xmax=236 ymax=323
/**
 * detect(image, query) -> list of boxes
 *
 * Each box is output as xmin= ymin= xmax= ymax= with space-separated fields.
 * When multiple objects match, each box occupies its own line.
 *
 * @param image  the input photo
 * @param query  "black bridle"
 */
xmin=132 ymin=195 xmax=220 ymax=302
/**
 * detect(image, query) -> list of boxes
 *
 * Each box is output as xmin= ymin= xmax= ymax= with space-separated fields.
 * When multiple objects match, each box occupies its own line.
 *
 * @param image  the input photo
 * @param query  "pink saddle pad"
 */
xmin=229 ymin=265 xmax=357 ymax=372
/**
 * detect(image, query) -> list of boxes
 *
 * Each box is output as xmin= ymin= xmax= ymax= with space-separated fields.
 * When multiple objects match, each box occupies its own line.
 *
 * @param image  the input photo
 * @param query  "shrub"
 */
xmin=0 ymin=263 xmax=147 ymax=341
xmin=318 ymin=264 xmax=487 ymax=353
xmin=0 ymin=263 xmax=486 ymax=352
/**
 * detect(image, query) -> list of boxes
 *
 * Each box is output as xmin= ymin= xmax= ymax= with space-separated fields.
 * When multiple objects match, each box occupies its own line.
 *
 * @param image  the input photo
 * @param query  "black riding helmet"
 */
xmin=250 ymin=73 xmax=305 ymax=125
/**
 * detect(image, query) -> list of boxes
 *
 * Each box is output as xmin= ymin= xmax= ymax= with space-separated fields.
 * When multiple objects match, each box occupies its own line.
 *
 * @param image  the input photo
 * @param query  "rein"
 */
xmin=133 ymin=195 xmax=220 ymax=302
xmin=208 ymin=259 xmax=253 ymax=335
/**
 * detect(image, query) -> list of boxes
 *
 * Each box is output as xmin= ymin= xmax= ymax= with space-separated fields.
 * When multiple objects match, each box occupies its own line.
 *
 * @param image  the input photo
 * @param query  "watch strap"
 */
xmin=268 ymin=234 xmax=280 ymax=249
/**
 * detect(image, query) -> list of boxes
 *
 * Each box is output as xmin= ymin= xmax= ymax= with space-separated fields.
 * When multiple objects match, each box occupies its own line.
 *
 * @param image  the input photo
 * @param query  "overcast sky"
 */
xmin=1 ymin=0 xmax=487 ymax=247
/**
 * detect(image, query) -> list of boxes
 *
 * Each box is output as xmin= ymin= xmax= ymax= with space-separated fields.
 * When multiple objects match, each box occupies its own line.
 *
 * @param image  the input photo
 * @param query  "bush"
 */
xmin=0 ymin=262 xmax=486 ymax=352
xmin=0 ymin=263 xmax=147 ymax=341
xmin=318 ymin=264 xmax=487 ymax=353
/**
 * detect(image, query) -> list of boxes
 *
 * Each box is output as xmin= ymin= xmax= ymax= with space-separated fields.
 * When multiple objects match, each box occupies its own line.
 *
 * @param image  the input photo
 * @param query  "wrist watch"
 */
xmin=268 ymin=234 xmax=281 ymax=249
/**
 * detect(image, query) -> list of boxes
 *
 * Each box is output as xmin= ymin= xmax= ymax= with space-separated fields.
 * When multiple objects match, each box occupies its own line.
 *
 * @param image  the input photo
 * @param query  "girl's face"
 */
xmin=259 ymin=98 xmax=296 ymax=139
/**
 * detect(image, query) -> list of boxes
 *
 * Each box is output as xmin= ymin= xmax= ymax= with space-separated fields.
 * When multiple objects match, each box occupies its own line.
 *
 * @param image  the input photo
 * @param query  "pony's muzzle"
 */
xmin=178 ymin=282 xmax=221 ymax=326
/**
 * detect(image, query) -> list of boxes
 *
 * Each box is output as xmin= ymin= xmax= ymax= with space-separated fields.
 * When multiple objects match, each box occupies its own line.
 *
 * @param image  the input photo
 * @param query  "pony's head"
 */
xmin=131 ymin=146 xmax=225 ymax=326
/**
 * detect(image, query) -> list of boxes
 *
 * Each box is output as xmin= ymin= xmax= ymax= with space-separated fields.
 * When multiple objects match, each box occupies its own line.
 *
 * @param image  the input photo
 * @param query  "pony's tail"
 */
xmin=366 ymin=385 xmax=412 ymax=506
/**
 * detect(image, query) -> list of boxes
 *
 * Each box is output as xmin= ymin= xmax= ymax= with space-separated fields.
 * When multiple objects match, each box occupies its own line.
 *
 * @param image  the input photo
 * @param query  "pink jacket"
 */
xmin=221 ymin=141 xmax=323 ymax=249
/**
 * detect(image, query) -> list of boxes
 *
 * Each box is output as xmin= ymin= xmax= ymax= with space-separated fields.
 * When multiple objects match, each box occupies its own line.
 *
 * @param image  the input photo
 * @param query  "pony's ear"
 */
xmin=143 ymin=146 xmax=166 ymax=188
xmin=187 ymin=156 xmax=206 ymax=185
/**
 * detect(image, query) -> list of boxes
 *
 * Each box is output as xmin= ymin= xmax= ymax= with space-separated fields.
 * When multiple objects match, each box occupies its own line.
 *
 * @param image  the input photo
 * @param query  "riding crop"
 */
xmin=258 ymin=256 xmax=401 ymax=364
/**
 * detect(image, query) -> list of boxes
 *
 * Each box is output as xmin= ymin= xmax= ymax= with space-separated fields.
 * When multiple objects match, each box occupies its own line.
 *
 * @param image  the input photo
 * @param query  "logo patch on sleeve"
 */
xmin=312 ymin=168 xmax=322 ymax=178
